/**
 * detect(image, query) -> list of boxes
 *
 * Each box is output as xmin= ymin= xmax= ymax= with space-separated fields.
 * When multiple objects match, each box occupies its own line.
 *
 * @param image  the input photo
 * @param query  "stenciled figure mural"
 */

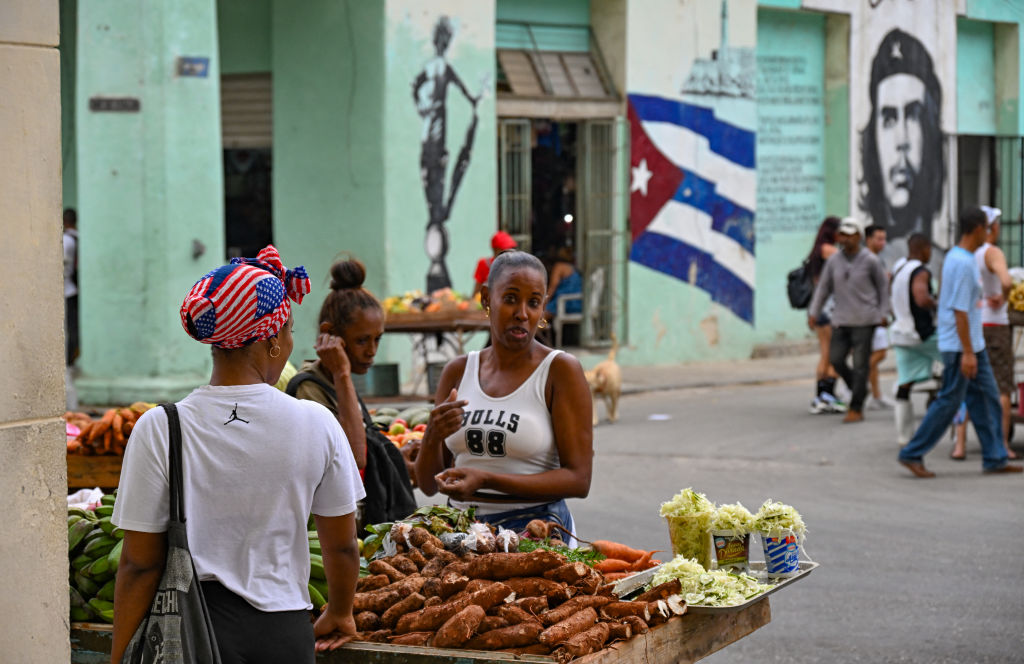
xmin=858 ymin=28 xmax=945 ymax=245
xmin=413 ymin=16 xmax=480 ymax=293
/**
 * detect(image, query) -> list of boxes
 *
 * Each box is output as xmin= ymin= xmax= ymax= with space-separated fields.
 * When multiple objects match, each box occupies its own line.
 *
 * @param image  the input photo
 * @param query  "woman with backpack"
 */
xmin=807 ymin=216 xmax=844 ymax=414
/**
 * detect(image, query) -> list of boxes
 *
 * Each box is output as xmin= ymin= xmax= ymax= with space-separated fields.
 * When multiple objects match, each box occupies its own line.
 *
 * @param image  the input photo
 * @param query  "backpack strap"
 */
xmin=285 ymin=371 xmax=336 ymax=399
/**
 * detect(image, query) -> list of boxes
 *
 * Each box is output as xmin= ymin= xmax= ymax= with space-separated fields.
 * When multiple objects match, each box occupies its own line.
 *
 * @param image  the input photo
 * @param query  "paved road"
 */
xmin=570 ymin=378 xmax=1024 ymax=664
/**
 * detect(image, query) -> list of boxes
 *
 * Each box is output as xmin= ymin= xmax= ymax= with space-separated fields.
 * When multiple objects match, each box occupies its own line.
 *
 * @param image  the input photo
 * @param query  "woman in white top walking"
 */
xmin=415 ymin=250 xmax=594 ymax=535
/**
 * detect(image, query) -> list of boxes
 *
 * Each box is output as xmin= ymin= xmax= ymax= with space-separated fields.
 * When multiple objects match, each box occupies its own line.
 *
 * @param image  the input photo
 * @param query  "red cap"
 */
xmin=491 ymin=231 xmax=518 ymax=251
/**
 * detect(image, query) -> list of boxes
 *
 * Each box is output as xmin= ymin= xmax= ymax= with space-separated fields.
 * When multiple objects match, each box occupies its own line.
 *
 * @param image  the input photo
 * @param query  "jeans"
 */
xmin=473 ymin=499 xmax=577 ymax=544
xmin=830 ymin=325 xmax=875 ymax=412
xmin=899 ymin=350 xmax=1009 ymax=471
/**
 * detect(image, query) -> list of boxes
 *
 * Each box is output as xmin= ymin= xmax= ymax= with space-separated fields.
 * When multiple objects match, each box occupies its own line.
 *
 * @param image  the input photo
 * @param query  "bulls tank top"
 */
xmin=445 ymin=349 xmax=563 ymax=515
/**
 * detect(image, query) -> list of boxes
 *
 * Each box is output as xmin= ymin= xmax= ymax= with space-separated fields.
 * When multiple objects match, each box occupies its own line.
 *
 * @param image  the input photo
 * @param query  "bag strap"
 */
xmin=160 ymin=403 xmax=186 ymax=525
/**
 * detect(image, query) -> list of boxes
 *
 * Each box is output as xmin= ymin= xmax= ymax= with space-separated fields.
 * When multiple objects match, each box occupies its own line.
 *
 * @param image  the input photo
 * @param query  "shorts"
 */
xmin=894 ymin=337 xmax=942 ymax=385
xmin=872 ymin=326 xmax=890 ymax=352
xmin=983 ymin=325 xmax=1014 ymax=394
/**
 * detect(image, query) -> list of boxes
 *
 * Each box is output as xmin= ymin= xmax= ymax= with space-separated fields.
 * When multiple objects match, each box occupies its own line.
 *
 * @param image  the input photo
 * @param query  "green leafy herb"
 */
xmin=518 ymin=538 xmax=606 ymax=567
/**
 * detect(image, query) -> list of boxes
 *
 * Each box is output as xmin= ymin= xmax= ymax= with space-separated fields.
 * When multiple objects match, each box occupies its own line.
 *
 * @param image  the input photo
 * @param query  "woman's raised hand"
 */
xmin=435 ymin=466 xmax=487 ymax=501
xmin=315 ymin=333 xmax=351 ymax=378
xmin=426 ymin=388 xmax=468 ymax=441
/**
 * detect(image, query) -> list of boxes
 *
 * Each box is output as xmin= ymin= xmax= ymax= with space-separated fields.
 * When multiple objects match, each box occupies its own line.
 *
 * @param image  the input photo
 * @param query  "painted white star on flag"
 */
xmin=631 ymin=158 xmax=653 ymax=196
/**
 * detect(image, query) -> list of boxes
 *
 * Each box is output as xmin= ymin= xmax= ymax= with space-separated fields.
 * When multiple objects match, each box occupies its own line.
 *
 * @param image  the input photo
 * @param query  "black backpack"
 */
xmin=286 ymin=372 xmax=417 ymax=526
xmin=786 ymin=259 xmax=814 ymax=309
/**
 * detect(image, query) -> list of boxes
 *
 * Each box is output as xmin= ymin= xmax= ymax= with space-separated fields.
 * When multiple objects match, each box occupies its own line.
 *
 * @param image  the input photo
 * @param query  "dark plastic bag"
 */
xmin=122 ymin=404 xmax=222 ymax=664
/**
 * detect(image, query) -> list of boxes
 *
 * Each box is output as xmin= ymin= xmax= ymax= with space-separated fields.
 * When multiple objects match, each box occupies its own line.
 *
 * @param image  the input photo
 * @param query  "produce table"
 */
xmin=384 ymin=309 xmax=490 ymax=394
xmin=70 ymin=598 xmax=770 ymax=663
xmin=67 ymin=454 xmax=121 ymax=491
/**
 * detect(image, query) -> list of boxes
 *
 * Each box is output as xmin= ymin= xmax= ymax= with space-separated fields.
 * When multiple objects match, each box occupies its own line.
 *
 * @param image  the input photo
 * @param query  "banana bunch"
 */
xmin=308 ymin=527 xmax=328 ymax=613
xmin=68 ymin=492 xmax=123 ymax=623
xmin=1009 ymin=282 xmax=1024 ymax=312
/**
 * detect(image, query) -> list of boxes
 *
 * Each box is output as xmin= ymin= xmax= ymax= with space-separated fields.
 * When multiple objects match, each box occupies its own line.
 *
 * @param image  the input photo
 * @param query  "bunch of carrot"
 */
xmin=590 ymin=541 xmax=662 ymax=581
xmin=66 ymin=403 xmax=152 ymax=456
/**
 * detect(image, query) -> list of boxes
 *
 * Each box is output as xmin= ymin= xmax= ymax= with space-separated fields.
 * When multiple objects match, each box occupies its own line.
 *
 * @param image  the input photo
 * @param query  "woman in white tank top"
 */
xmin=414 ymin=251 xmax=594 ymax=536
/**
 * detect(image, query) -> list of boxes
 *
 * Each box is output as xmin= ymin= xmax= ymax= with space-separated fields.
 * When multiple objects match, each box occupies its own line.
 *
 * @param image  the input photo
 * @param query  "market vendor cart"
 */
xmin=70 ymin=598 xmax=771 ymax=663
xmin=384 ymin=309 xmax=490 ymax=395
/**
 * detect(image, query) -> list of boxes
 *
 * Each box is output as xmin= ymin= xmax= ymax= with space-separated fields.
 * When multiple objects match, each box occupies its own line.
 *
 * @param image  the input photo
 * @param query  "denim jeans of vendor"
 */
xmin=899 ymin=350 xmax=1010 ymax=470
xmin=471 ymin=500 xmax=575 ymax=540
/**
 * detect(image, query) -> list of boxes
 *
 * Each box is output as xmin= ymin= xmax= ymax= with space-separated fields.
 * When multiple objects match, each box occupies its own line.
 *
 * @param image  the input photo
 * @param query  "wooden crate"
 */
xmin=67 ymin=454 xmax=122 ymax=490
xmin=71 ymin=598 xmax=770 ymax=664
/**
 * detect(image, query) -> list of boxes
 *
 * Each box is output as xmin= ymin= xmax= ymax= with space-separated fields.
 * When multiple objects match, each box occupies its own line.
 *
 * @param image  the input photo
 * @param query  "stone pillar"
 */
xmin=75 ymin=0 xmax=224 ymax=404
xmin=0 ymin=2 xmax=69 ymax=660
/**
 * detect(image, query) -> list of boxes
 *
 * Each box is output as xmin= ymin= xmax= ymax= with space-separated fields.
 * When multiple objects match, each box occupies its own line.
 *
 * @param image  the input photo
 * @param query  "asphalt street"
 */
xmin=569 ymin=378 xmax=1024 ymax=664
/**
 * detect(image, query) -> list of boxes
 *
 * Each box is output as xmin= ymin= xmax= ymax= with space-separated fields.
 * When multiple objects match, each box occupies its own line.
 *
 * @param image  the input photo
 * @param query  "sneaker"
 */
xmin=820 ymin=393 xmax=848 ymax=413
xmin=809 ymin=397 xmax=830 ymax=414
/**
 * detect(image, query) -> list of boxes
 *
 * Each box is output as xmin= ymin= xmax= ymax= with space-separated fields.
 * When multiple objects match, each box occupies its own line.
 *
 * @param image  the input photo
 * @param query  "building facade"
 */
xmin=60 ymin=0 xmax=1024 ymax=402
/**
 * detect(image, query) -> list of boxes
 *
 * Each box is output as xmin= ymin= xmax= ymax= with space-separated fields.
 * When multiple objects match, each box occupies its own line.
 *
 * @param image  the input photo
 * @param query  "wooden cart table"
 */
xmin=384 ymin=309 xmax=490 ymax=394
xmin=71 ymin=598 xmax=770 ymax=664
xmin=67 ymin=454 xmax=122 ymax=491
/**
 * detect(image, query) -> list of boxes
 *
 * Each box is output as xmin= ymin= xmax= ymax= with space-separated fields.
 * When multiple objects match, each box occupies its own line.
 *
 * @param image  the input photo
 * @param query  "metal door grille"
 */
xmin=498 ymin=119 xmax=532 ymax=252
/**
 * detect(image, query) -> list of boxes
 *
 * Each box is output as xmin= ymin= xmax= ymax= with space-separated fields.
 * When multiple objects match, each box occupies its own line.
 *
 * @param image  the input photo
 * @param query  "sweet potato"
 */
xmin=389 ymin=632 xmax=433 ymax=646
xmin=504 ymin=577 xmax=573 ymax=603
xmin=600 ymin=601 xmax=651 ymax=621
xmin=432 ymin=604 xmax=486 ymax=648
xmin=539 ymin=595 xmax=614 ymax=627
xmin=634 ymin=579 xmax=682 ymax=603
xmin=543 ymin=561 xmax=590 ymax=584
xmin=464 ymin=620 xmax=543 ymax=650
xmin=353 ymin=589 xmax=404 ymax=614
xmin=464 ymin=550 xmax=565 ymax=580
xmin=380 ymin=592 xmax=426 ymax=630
xmin=356 ymin=574 xmax=390 ymax=593
xmin=387 ymin=554 xmax=419 ymax=576
xmin=538 ymin=607 xmax=598 ymax=646
xmin=621 ymin=615 xmax=649 ymax=635
xmin=554 ymin=622 xmax=610 ymax=659
xmin=368 ymin=559 xmax=406 ymax=583
xmin=513 ymin=596 xmax=549 ymax=615
xmin=478 ymin=615 xmax=509 ymax=633
xmin=354 ymin=611 xmax=380 ymax=632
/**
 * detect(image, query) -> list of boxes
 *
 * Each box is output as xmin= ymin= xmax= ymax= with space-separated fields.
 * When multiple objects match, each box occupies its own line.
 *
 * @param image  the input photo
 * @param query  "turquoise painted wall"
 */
xmin=75 ymin=0 xmax=225 ymax=403
xmin=754 ymin=8 xmax=826 ymax=345
xmin=381 ymin=0 xmax=497 ymax=374
xmin=271 ymin=0 xmax=388 ymax=367
xmin=965 ymin=0 xmax=1024 ymax=135
xmin=823 ymin=13 xmax=849 ymax=216
xmin=217 ymin=0 xmax=271 ymax=74
xmin=59 ymin=0 xmax=77 ymax=211
xmin=496 ymin=0 xmax=590 ymax=52
xmin=957 ymin=18 xmax=997 ymax=135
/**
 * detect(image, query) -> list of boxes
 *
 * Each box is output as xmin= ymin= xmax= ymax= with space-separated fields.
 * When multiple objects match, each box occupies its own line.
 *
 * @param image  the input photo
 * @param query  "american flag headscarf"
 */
xmin=180 ymin=245 xmax=311 ymax=349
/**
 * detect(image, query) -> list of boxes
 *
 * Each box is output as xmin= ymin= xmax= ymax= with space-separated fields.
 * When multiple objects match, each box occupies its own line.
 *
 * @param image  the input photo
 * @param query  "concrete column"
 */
xmin=75 ymin=0 xmax=224 ymax=404
xmin=0 ymin=1 xmax=69 ymax=660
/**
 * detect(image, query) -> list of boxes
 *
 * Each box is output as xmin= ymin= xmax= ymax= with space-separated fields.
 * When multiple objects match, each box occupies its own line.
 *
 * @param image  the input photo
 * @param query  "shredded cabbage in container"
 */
xmin=659 ymin=488 xmax=715 ymax=518
xmin=711 ymin=503 xmax=754 ymax=534
xmin=649 ymin=555 xmax=770 ymax=607
xmin=754 ymin=499 xmax=807 ymax=538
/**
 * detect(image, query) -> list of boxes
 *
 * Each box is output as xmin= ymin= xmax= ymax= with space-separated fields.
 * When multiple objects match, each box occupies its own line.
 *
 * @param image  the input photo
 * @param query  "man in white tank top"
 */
xmin=973 ymin=206 xmax=1019 ymax=459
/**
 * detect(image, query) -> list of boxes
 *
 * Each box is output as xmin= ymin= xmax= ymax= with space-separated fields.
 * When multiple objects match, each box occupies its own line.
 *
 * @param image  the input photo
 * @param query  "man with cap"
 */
xmin=472 ymin=230 xmax=518 ymax=297
xmin=967 ymin=205 xmax=1019 ymax=460
xmin=808 ymin=217 xmax=890 ymax=422
xmin=899 ymin=207 xmax=1023 ymax=477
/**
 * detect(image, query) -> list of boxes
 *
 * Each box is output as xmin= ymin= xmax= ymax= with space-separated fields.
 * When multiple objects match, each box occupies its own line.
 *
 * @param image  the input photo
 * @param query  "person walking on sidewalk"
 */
xmin=890 ymin=233 xmax=941 ymax=446
xmin=898 ymin=207 xmax=1023 ymax=477
xmin=970 ymin=205 xmax=1020 ymax=461
xmin=864 ymin=224 xmax=895 ymax=411
xmin=808 ymin=217 xmax=890 ymax=423
xmin=807 ymin=217 xmax=844 ymax=414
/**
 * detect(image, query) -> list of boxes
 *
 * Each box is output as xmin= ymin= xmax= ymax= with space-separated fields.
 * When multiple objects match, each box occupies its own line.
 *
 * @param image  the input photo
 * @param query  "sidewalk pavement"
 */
xmin=619 ymin=352 xmax=898 ymax=395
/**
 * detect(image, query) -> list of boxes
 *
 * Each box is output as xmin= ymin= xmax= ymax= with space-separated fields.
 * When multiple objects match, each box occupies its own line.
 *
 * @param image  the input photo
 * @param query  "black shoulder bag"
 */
xmin=122 ymin=403 xmax=222 ymax=664
xmin=786 ymin=259 xmax=814 ymax=309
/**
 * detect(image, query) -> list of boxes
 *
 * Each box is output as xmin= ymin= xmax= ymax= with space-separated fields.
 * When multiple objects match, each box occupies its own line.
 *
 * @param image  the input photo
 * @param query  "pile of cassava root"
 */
xmin=348 ymin=526 xmax=687 ymax=661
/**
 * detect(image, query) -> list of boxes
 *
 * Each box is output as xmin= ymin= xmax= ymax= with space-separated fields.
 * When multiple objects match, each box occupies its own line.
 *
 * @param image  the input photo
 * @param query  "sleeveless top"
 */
xmin=891 ymin=259 xmax=935 ymax=345
xmin=445 ymin=350 xmax=563 ymax=514
xmin=975 ymin=243 xmax=1009 ymax=325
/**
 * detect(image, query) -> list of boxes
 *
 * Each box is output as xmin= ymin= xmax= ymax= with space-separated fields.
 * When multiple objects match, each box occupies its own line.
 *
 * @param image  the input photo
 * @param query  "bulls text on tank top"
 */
xmin=445 ymin=350 xmax=563 ymax=515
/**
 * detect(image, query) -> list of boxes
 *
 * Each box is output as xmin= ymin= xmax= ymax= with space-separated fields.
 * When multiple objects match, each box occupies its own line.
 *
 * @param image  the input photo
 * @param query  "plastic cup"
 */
xmin=665 ymin=514 xmax=713 ymax=569
xmin=760 ymin=531 xmax=800 ymax=578
xmin=711 ymin=530 xmax=750 ymax=571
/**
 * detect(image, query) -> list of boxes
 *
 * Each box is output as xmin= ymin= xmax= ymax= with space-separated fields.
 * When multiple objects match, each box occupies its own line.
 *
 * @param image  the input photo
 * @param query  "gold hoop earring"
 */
xmin=269 ymin=344 xmax=281 ymax=358
xmin=538 ymin=318 xmax=548 ymax=330
xmin=485 ymin=306 xmax=491 ymax=316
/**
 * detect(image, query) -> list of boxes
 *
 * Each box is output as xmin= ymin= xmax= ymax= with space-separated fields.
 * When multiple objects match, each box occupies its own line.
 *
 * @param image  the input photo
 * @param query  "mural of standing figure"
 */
xmin=859 ymin=28 xmax=945 ymax=244
xmin=413 ymin=16 xmax=480 ymax=293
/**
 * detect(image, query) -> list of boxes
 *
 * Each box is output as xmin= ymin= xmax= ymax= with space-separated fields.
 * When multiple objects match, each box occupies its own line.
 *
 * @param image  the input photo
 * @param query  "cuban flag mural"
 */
xmin=628 ymin=2 xmax=757 ymax=324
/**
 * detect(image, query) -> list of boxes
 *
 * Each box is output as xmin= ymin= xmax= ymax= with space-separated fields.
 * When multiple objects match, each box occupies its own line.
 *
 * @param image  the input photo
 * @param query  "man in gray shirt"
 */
xmin=808 ymin=217 xmax=890 ymax=422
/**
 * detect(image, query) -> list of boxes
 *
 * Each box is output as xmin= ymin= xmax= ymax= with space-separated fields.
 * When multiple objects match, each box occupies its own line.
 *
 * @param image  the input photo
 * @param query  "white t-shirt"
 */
xmin=63 ymin=229 xmax=78 ymax=298
xmin=113 ymin=383 xmax=365 ymax=612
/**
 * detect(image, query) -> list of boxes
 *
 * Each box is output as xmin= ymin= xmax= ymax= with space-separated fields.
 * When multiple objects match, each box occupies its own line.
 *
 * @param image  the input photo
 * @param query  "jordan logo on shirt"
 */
xmin=224 ymin=403 xmax=250 ymax=425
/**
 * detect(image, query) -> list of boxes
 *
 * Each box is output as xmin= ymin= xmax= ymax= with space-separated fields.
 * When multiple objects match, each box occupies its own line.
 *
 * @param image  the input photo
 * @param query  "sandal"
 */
xmin=950 ymin=451 xmax=966 ymax=461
